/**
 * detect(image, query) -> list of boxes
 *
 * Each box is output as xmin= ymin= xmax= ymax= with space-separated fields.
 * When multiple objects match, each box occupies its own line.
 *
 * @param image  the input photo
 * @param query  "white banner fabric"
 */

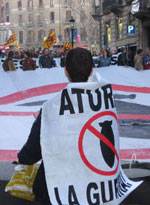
xmin=41 ymin=75 xmax=142 ymax=205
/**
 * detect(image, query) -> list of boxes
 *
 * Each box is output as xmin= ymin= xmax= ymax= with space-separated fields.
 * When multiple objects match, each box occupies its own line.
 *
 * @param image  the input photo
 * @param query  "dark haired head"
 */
xmin=65 ymin=47 xmax=93 ymax=82
xmin=25 ymin=51 xmax=32 ymax=58
xmin=137 ymin=49 xmax=143 ymax=54
xmin=8 ymin=51 xmax=14 ymax=58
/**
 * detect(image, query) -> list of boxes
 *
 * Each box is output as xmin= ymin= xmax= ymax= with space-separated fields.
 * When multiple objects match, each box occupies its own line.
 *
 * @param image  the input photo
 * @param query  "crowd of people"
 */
xmin=93 ymin=47 xmax=150 ymax=70
xmin=0 ymin=46 xmax=150 ymax=71
xmin=0 ymin=48 xmax=57 ymax=71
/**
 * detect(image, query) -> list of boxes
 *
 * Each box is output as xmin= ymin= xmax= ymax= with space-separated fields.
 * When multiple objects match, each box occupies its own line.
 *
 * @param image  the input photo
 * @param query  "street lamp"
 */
xmin=69 ymin=16 xmax=75 ymax=48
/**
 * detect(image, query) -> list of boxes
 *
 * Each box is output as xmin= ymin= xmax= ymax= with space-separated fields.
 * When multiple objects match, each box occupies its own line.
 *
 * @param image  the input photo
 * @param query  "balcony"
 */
xmin=131 ymin=0 xmax=150 ymax=20
xmin=103 ymin=0 xmax=124 ymax=15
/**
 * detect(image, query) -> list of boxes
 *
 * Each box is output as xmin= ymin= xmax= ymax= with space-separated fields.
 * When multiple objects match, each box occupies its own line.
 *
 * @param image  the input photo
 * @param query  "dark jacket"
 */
xmin=118 ymin=52 xmax=128 ymax=66
xmin=39 ymin=55 xmax=56 ymax=68
xmin=18 ymin=111 xmax=51 ymax=205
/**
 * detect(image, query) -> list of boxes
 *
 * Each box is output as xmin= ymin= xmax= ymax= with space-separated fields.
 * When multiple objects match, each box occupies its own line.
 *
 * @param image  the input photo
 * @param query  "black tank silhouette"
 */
xmin=99 ymin=120 xmax=115 ymax=168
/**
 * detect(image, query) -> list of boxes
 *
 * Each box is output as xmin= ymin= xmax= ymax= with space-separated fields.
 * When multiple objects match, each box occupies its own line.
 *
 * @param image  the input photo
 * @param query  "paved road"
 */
xmin=1 ymin=175 xmax=150 ymax=205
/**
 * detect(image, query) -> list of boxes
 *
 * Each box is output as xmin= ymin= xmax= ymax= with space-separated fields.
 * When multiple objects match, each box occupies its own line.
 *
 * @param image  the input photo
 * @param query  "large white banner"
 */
xmin=41 ymin=75 xmax=142 ymax=205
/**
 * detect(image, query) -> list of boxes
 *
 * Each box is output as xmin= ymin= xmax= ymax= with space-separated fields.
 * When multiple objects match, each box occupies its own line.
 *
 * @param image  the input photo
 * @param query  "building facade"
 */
xmin=0 ymin=0 xmax=99 ymax=49
xmin=92 ymin=0 xmax=150 ymax=52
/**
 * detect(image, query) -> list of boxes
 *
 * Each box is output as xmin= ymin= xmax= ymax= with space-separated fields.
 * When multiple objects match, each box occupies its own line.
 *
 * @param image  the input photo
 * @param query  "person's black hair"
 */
xmin=65 ymin=47 xmax=93 ymax=82
xmin=25 ymin=51 xmax=32 ymax=58
xmin=8 ymin=51 xmax=14 ymax=58
xmin=137 ymin=49 xmax=143 ymax=54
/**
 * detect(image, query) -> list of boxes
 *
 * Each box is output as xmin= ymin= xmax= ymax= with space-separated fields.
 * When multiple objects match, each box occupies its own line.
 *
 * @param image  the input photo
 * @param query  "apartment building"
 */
xmin=0 ymin=0 xmax=99 ymax=49
xmin=92 ymin=0 xmax=150 ymax=52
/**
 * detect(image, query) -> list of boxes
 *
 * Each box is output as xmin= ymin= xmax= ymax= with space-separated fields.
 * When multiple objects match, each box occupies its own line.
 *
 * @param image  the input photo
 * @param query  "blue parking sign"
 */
xmin=128 ymin=25 xmax=136 ymax=35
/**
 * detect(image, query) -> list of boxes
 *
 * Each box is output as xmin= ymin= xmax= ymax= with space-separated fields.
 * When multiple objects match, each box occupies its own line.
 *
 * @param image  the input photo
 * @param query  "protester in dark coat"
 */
xmin=18 ymin=47 xmax=93 ymax=205
xmin=117 ymin=47 xmax=128 ymax=66
xmin=98 ymin=49 xmax=111 ymax=67
xmin=2 ymin=51 xmax=16 ymax=71
xmin=39 ymin=48 xmax=56 ymax=68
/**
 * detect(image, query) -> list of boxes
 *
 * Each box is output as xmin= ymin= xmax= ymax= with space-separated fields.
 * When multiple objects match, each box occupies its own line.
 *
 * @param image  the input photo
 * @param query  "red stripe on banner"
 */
xmin=120 ymin=148 xmax=150 ymax=160
xmin=112 ymin=84 xmax=150 ymax=93
xmin=0 ymin=83 xmax=149 ymax=106
xmin=0 ymin=83 xmax=67 ymax=105
xmin=0 ymin=112 xmax=149 ymax=121
xmin=118 ymin=114 xmax=150 ymax=120
xmin=0 ymin=150 xmax=18 ymax=161
xmin=0 ymin=111 xmax=38 ymax=117
xmin=0 ymin=148 xmax=150 ymax=161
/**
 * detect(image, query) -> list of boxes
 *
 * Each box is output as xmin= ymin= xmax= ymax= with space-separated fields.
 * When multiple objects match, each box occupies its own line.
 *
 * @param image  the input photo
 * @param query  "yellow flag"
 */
xmin=5 ymin=32 xmax=17 ymax=46
xmin=42 ymin=31 xmax=57 ymax=49
xmin=63 ymin=42 xmax=72 ymax=51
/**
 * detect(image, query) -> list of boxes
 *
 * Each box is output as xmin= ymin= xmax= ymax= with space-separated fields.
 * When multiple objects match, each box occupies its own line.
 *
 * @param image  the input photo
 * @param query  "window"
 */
xmin=49 ymin=28 xmax=55 ymax=33
xmin=38 ymin=30 xmax=45 ymax=41
xmin=106 ymin=22 xmax=112 ymax=43
xmin=27 ymin=0 xmax=33 ymax=9
xmin=66 ymin=10 xmax=71 ymax=21
xmin=19 ymin=31 xmax=23 ymax=43
xmin=37 ymin=15 xmax=43 ymax=25
xmin=50 ymin=12 xmax=55 ymax=23
xmin=28 ymin=14 xmax=33 ymax=23
xmin=117 ymin=17 xmax=123 ymax=39
xmin=50 ymin=0 xmax=54 ymax=7
xmin=6 ymin=15 xmax=9 ymax=22
xmin=39 ymin=0 xmax=43 ymax=8
xmin=5 ymin=2 xmax=9 ymax=14
xmin=81 ymin=0 xmax=86 ymax=6
xmin=0 ymin=7 xmax=5 ymax=23
xmin=104 ymin=21 xmax=112 ymax=47
xmin=18 ymin=0 xmax=22 ymax=10
xmin=18 ymin=15 xmax=23 ymax=25
xmin=27 ymin=30 xmax=34 ymax=43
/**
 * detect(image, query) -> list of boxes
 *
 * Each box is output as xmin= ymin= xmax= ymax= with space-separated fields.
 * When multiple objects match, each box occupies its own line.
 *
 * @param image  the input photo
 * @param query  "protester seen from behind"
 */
xmin=17 ymin=47 xmax=93 ymax=205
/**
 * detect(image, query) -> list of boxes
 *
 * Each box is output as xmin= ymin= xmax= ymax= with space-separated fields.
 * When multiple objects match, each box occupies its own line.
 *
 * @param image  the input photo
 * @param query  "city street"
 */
xmin=0 ymin=66 xmax=150 ymax=204
xmin=0 ymin=0 xmax=150 ymax=204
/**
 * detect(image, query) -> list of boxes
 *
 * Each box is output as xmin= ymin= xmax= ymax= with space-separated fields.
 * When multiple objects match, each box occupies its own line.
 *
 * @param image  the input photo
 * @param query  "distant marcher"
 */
xmin=98 ymin=49 xmax=111 ymax=67
xmin=117 ymin=47 xmax=128 ymax=66
xmin=134 ymin=49 xmax=143 ymax=71
xmin=111 ymin=48 xmax=120 ymax=65
xmin=60 ymin=52 xmax=66 ymax=67
xmin=39 ymin=48 xmax=56 ymax=68
xmin=143 ymin=48 xmax=150 ymax=70
xmin=2 ymin=51 xmax=16 ymax=71
xmin=22 ymin=51 xmax=37 ymax=71
xmin=127 ymin=48 xmax=135 ymax=67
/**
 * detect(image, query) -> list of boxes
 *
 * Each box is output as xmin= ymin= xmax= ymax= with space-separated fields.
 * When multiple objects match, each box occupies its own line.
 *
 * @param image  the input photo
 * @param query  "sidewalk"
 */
xmin=0 ymin=162 xmax=150 ymax=205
